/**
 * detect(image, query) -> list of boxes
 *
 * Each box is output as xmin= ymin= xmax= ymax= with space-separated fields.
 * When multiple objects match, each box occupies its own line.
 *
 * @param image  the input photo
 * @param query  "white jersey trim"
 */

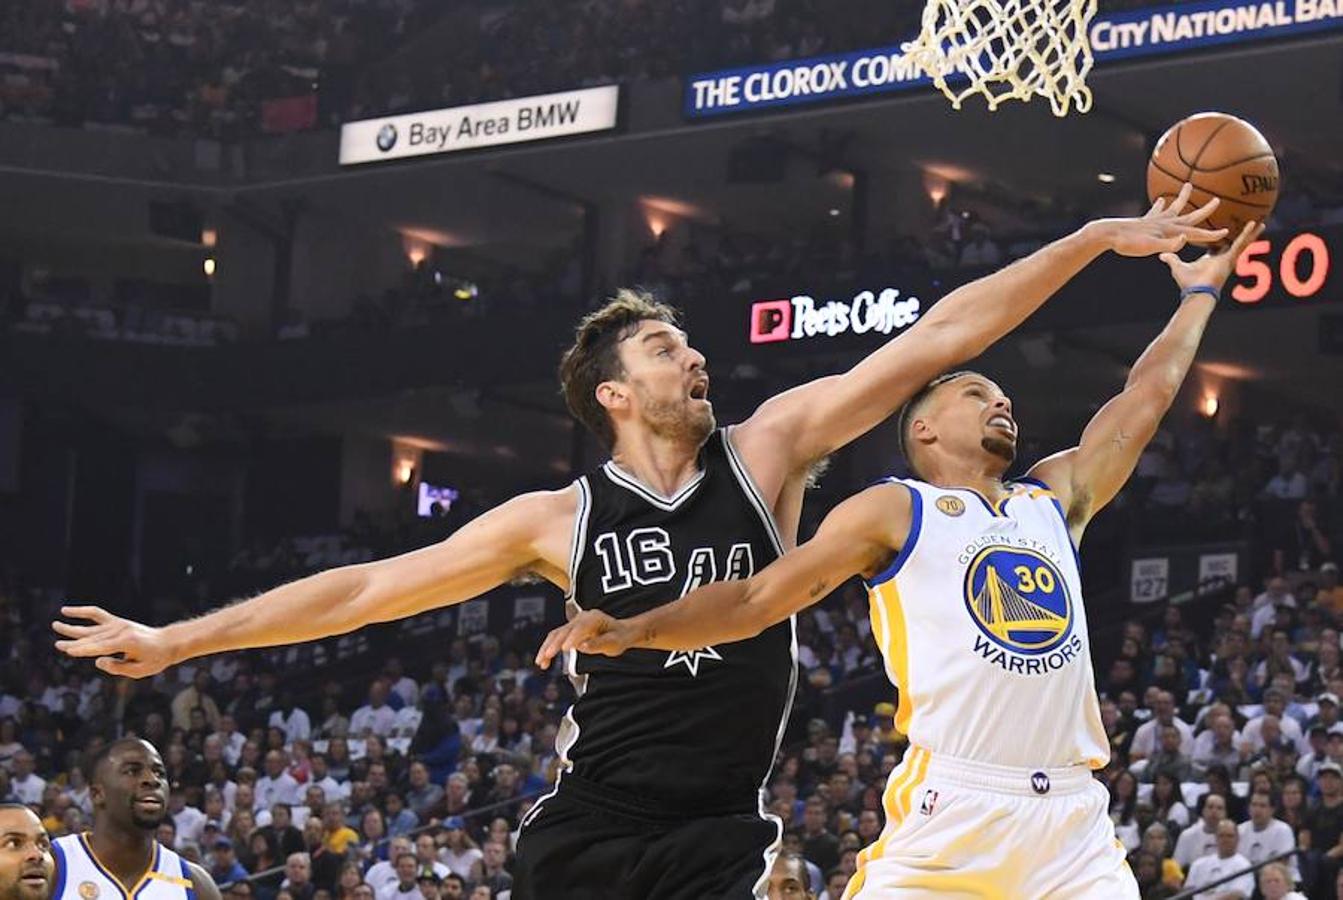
xmin=601 ymin=460 xmax=706 ymax=511
xmin=524 ymin=478 xmax=592 ymax=833
xmin=721 ymin=427 xmax=797 ymax=897
xmin=564 ymin=477 xmax=592 ymax=602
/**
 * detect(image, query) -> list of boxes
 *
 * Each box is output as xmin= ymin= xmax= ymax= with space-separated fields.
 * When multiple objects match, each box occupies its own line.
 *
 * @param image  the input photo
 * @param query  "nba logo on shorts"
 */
xmin=749 ymin=299 xmax=792 ymax=344
xmin=919 ymin=789 xmax=939 ymax=816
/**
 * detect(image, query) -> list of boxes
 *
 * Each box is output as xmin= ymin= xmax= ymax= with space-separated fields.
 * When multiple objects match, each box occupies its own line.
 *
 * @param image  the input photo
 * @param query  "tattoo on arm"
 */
xmin=808 ymin=578 xmax=830 ymax=599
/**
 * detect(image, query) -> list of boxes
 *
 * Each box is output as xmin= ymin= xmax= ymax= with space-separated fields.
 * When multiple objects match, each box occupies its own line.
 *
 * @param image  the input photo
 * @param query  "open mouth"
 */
xmin=689 ymin=379 xmax=710 ymax=401
xmin=135 ymin=796 xmax=165 ymax=812
xmin=986 ymin=414 xmax=1016 ymax=436
xmin=20 ymin=874 xmax=49 ymax=888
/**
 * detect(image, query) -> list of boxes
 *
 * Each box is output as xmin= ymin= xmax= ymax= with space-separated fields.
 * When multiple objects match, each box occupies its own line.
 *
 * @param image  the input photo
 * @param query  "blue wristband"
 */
xmin=1180 ymin=284 xmax=1221 ymax=301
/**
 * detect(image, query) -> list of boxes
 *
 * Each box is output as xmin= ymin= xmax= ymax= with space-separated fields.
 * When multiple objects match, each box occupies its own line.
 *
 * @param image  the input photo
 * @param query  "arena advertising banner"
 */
xmin=684 ymin=0 xmax=1343 ymax=118
xmin=737 ymin=225 xmax=1338 ymax=352
xmin=339 ymin=85 xmax=620 ymax=166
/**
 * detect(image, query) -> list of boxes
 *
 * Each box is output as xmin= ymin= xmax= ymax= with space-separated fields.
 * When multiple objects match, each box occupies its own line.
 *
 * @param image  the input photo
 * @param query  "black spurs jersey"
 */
xmin=557 ymin=428 xmax=797 ymax=816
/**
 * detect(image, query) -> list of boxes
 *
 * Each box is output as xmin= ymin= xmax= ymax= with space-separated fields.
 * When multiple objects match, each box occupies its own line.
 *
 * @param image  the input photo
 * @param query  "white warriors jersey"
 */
xmin=866 ymin=476 xmax=1109 ymax=769
xmin=52 ymin=833 xmax=196 ymax=900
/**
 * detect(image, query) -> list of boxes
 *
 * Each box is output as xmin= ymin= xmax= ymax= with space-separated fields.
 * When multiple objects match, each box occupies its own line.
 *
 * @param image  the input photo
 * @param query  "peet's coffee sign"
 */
xmin=749 ymin=288 xmax=921 ymax=345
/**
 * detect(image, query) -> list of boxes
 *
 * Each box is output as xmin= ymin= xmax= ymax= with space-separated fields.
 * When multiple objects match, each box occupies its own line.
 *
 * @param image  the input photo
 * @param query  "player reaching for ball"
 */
xmin=56 ymin=184 xmax=1224 ymax=900
xmin=538 ymin=218 xmax=1264 ymax=898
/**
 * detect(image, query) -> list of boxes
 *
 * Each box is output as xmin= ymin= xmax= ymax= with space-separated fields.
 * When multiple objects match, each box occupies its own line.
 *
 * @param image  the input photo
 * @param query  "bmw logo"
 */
xmin=376 ymin=123 xmax=398 ymax=152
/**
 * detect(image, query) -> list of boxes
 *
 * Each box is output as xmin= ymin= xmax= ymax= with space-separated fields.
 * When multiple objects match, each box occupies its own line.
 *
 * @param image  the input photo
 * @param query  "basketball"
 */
xmin=1146 ymin=112 xmax=1280 ymax=237
xmin=1144 ymin=112 xmax=1278 ymax=239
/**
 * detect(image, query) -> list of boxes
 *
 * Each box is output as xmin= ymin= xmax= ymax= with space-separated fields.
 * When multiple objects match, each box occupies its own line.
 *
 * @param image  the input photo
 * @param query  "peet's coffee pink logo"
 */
xmin=747 ymin=288 xmax=922 ymax=345
xmin=749 ymin=299 xmax=792 ymax=343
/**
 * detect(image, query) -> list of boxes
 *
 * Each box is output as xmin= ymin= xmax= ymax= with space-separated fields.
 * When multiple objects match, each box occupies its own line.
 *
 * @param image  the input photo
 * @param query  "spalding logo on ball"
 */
xmin=376 ymin=123 xmax=398 ymax=153
xmin=1147 ymin=111 xmax=1280 ymax=238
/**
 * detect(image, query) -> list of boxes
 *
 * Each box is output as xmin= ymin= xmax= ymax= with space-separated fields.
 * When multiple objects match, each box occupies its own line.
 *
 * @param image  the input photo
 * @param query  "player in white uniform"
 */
xmin=538 ymin=217 xmax=1264 ymax=897
xmin=52 ymin=739 xmax=220 ymax=900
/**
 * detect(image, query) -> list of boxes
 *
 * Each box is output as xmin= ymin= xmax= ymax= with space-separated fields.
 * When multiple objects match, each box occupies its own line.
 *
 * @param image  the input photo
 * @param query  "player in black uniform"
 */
xmin=54 ymin=186 xmax=1222 ymax=899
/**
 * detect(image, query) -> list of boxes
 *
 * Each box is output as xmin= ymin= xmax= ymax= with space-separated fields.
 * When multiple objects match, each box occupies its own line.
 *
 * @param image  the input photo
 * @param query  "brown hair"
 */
xmin=558 ymin=289 xmax=679 ymax=448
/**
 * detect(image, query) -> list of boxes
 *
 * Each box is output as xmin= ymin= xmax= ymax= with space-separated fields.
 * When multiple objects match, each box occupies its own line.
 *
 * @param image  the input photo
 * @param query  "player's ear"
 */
xmin=595 ymin=380 xmax=628 ymax=412
xmin=910 ymin=416 xmax=936 ymax=447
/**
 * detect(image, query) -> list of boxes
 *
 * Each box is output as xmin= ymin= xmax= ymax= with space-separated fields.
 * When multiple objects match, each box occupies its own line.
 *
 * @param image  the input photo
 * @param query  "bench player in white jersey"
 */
xmin=52 ymin=739 xmax=220 ymax=900
xmin=538 ymin=217 xmax=1264 ymax=897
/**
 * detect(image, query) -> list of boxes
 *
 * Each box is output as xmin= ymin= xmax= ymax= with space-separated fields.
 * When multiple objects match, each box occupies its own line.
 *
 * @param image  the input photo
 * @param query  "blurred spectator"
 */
xmin=1182 ymin=820 xmax=1253 ymax=899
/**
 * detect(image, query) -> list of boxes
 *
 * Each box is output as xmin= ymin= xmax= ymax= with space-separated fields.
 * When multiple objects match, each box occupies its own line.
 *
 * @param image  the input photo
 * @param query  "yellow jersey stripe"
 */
xmin=878 ymin=581 xmax=914 ymax=735
xmin=842 ymin=747 xmax=932 ymax=899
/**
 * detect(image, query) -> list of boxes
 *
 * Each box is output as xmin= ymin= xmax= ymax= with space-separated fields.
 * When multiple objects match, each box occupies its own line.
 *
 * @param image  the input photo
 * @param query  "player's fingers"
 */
xmin=60 ymin=605 xmax=115 ymax=624
xmin=1163 ymin=234 xmax=1188 ymax=253
xmin=1145 ymin=195 xmax=1168 ymax=217
xmin=1228 ymin=221 xmax=1263 ymax=257
xmin=55 ymin=634 xmax=124 ymax=658
xmin=51 ymin=621 xmax=102 ymax=638
xmin=95 ymin=657 xmax=142 ymax=678
xmin=534 ymin=627 xmax=570 ymax=667
xmin=1158 ymin=252 xmax=1180 ymax=271
xmin=1174 ymin=181 xmax=1194 ymax=211
xmin=1175 ymin=195 xmax=1220 ymax=225
xmin=578 ymin=634 xmax=618 ymax=656
xmin=1179 ymin=225 xmax=1229 ymax=245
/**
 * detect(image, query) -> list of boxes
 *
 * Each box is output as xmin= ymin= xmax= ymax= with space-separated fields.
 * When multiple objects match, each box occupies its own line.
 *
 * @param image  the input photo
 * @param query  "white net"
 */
xmin=901 ymin=0 xmax=1099 ymax=117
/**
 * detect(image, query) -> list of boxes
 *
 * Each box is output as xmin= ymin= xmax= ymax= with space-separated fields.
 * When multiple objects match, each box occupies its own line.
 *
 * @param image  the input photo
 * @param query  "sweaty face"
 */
xmin=95 ymin=742 xmax=168 ymax=831
xmin=914 ymin=376 xmax=1017 ymax=471
xmin=0 ymin=809 xmax=53 ymax=900
xmin=608 ymin=322 xmax=714 ymax=448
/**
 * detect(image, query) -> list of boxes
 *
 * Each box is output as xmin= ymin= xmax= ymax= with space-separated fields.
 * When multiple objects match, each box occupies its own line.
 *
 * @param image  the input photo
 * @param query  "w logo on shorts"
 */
xmin=1030 ymin=771 xmax=1051 ymax=795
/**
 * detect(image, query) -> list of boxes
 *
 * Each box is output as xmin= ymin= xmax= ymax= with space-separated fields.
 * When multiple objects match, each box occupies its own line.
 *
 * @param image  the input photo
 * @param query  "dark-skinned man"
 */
xmin=52 ymin=738 xmax=221 ymax=900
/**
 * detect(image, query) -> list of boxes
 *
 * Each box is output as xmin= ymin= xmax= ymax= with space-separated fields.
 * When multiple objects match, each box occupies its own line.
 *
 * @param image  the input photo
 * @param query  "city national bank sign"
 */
xmin=685 ymin=0 xmax=1343 ymax=117
xmin=340 ymin=85 xmax=619 ymax=165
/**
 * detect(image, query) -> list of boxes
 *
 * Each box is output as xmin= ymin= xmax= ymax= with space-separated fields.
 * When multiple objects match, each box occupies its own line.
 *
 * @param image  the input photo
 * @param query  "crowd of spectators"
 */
xmin=2 ymin=401 xmax=1343 ymax=900
xmin=1 ymin=0 xmax=1194 ymax=139
xmin=0 ymin=0 xmax=438 ymax=139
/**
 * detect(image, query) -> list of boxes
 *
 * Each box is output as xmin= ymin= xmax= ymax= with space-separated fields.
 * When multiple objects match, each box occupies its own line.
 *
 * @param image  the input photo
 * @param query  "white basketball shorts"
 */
xmin=844 ymin=747 xmax=1139 ymax=899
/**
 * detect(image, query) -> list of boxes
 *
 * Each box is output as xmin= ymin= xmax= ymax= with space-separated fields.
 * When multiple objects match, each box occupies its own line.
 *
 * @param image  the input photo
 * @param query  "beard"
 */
xmin=130 ymin=805 xmax=166 ymax=830
xmin=982 ymin=434 xmax=1016 ymax=464
xmin=642 ymin=395 xmax=716 ymax=447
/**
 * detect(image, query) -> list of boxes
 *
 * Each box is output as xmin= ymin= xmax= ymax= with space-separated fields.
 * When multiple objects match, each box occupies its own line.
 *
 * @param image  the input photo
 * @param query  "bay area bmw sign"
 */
xmin=339 ymin=85 xmax=620 ymax=166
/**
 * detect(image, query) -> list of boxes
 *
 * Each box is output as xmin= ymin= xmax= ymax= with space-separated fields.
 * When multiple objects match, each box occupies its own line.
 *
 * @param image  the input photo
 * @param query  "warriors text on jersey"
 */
xmin=866 ymin=476 xmax=1108 ymax=769
xmin=52 ymin=834 xmax=196 ymax=900
xmin=553 ymin=427 xmax=797 ymax=815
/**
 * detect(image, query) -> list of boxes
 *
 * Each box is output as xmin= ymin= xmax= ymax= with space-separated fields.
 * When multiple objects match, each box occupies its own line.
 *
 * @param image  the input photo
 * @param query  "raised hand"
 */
xmin=1159 ymin=220 xmax=1265 ymax=295
xmin=534 ymin=609 xmax=634 ymax=669
xmin=52 ymin=606 xmax=175 ymax=678
xmin=1103 ymin=182 xmax=1230 ymax=258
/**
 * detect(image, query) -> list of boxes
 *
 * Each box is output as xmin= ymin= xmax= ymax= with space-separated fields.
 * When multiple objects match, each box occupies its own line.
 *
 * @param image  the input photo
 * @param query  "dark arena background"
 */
xmin=1 ymin=1 xmax=1342 ymax=898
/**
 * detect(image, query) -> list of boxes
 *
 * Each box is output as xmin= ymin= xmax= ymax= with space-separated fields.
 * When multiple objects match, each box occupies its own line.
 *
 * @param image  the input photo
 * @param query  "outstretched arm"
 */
xmin=1030 ymin=221 xmax=1264 ymax=541
xmin=534 ymin=483 xmax=909 ymax=666
xmin=733 ymin=185 xmax=1226 ymax=475
xmin=54 ymin=488 xmax=576 ymax=677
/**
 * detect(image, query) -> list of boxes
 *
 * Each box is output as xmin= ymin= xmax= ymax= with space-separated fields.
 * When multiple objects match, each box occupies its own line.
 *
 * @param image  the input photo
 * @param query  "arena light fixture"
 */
xmin=1097 ymin=172 xmax=1116 ymax=184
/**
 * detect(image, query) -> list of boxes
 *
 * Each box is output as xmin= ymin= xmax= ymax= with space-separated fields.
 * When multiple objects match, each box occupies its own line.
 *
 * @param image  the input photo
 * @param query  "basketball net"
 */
xmin=901 ymin=0 xmax=1098 ymax=116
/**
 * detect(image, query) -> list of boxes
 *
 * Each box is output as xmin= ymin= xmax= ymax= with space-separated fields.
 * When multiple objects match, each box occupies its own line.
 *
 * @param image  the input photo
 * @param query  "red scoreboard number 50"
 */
xmin=1232 ymin=231 xmax=1331 ymax=305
